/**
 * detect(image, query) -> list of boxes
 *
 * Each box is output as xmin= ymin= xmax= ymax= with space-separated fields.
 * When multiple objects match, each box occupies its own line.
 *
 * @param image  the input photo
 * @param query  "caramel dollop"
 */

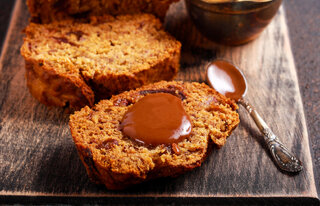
xmin=120 ymin=93 xmax=192 ymax=146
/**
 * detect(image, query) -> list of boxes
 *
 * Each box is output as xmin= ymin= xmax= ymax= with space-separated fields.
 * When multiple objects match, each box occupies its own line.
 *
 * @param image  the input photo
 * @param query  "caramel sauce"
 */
xmin=120 ymin=93 xmax=192 ymax=146
xmin=207 ymin=60 xmax=247 ymax=100
xmin=186 ymin=0 xmax=282 ymax=45
xmin=171 ymin=143 xmax=181 ymax=155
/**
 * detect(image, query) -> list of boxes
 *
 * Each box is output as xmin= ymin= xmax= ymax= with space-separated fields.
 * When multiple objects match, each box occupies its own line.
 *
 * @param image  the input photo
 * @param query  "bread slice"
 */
xmin=20 ymin=14 xmax=181 ymax=110
xmin=27 ymin=0 xmax=178 ymax=23
xmin=69 ymin=81 xmax=239 ymax=189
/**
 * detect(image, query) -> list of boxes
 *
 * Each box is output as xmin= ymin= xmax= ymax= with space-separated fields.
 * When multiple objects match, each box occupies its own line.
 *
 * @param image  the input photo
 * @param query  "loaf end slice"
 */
xmin=27 ymin=0 xmax=179 ymax=23
xmin=69 ymin=81 xmax=239 ymax=189
xmin=21 ymin=14 xmax=181 ymax=109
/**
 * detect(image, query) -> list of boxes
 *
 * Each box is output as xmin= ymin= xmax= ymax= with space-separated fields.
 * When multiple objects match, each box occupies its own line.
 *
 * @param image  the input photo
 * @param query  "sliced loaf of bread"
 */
xmin=21 ymin=14 xmax=181 ymax=110
xmin=27 ymin=0 xmax=178 ymax=23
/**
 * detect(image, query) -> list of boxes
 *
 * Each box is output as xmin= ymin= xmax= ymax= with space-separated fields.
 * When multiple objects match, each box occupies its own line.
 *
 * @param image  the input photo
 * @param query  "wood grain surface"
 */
xmin=0 ymin=0 xmax=319 ymax=204
xmin=284 ymin=0 xmax=320 ymax=194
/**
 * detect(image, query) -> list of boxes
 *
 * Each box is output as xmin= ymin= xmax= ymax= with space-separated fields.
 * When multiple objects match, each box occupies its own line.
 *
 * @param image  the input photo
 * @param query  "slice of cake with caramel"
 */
xmin=69 ymin=81 xmax=239 ymax=189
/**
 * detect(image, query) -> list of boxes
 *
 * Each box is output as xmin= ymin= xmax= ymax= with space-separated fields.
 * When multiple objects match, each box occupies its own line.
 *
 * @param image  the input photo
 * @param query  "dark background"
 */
xmin=0 ymin=0 xmax=319 ymax=200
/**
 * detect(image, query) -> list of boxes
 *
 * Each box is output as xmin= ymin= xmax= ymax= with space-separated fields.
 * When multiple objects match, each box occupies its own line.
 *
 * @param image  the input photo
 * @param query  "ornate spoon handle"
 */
xmin=238 ymin=98 xmax=303 ymax=173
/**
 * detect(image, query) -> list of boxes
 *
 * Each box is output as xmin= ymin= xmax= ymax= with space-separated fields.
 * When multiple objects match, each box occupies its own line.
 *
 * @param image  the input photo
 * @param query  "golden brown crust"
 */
xmin=20 ymin=14 xmax=181 ymax=109
xmin=69 ymin=81 xmax=239 ymax=189
xmin=27 ymin=0 xmax=178 ymax=23
xmin=24 ymin=59 xmax=94 ymax=110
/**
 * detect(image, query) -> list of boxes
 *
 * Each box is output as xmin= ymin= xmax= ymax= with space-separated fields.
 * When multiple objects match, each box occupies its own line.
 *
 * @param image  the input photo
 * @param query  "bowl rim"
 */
xmin=185 ymin=0 xmax=282 ymax=14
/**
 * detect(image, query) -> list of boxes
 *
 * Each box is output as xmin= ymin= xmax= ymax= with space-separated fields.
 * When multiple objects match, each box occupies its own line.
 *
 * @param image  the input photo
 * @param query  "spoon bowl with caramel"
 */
xmin=206 ymin=60 xmax=303 ymax=173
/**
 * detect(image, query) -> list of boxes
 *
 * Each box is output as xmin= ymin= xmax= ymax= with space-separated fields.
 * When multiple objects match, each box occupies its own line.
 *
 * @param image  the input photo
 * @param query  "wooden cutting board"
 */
xmin=0 ymin=0 xmax=318 ymax=204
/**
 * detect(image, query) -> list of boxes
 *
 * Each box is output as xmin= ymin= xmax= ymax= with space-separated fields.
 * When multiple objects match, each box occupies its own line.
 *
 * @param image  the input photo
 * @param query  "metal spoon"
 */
xmin=206 ymin=59 xmax=303 ymax=173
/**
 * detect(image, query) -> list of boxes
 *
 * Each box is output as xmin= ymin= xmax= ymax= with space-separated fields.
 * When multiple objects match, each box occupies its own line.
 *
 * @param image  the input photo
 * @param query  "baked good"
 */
xmin=27 ymin=0 xmax=179 ymax=23
xmin=69 ymin=81 xmax=239 ymax=189
xmin=20 ymin=14 xmax=181 ymax=110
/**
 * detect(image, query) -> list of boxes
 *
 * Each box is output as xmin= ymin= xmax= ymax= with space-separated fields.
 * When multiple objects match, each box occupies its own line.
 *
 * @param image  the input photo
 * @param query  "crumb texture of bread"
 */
xmin=69 ymin=81 xmax=239 ymax=189
xmin=20 ymin=14 xmax=181 ymax=109
xmin=27 ymin=0 xmax=178 ymax=23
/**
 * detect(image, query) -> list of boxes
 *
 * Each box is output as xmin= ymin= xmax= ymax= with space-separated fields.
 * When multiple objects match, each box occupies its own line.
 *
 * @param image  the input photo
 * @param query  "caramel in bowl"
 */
xmin=185 ymin=0 xmax=282 ymax=45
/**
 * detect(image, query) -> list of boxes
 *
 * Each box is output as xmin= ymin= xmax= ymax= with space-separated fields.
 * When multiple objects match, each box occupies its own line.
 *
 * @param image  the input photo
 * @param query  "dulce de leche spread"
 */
xmin=120 ymin=93 xmax=192 ymax=146
xmin=207 ymin=60 xmax=247 ymax=101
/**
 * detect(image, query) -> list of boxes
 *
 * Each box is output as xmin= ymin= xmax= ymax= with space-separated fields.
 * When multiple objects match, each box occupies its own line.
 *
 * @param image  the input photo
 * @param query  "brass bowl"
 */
xmin=185 ymin=0 xmax=282 ymax=45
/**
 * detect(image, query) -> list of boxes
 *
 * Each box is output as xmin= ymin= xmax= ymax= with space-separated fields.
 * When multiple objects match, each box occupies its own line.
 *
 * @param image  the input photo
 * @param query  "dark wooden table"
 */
xmin=0 ymin=0 xmax=319 ymax=204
